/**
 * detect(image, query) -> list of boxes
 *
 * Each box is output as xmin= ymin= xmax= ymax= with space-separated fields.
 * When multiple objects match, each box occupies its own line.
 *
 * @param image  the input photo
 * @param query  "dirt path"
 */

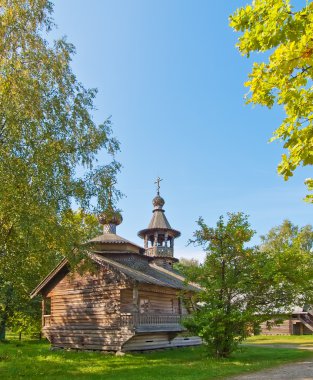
xmin=229 ymin=358 xmax=313 ymax=379
xmin=230 ymin=344 xmax=313 ymax=380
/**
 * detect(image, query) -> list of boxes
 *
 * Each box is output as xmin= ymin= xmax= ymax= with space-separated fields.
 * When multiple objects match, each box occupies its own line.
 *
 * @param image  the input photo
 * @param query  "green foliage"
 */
xmin=230 ymin=1 xmax=313 ymax=200
xmin=0 ymin=1 xmax=120 ymax=337
xmin=174 ymin=257 xmax=200 ymax=273
xmin=0 ymin=210 xmax=101 ymax=337
xmin=185 ymin=213 xmax=313 ymax=358
xmin=185 ymin=213 xmax=258 ymax=358
xmin=259 ymin=220 xmax=313 ymax=306
xmin=1 ymin=340 xmax=313 ymax=380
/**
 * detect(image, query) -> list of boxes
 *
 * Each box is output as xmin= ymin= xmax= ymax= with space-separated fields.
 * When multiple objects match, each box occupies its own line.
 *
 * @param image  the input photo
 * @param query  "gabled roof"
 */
xmin=30 ymin=251 xmax=200 ymax=298
xmin=91 ymin=254 xmax=167 ymax=287
xmin=91 ymin=253 xmax=199 ymax=291
xmin=30 ymin=258 xmax=69 ymax=298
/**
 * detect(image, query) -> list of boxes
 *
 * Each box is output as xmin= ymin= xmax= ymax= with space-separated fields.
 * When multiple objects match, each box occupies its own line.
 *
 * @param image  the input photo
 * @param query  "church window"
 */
xmin=139 ymin=298 xmax=150 ymax=313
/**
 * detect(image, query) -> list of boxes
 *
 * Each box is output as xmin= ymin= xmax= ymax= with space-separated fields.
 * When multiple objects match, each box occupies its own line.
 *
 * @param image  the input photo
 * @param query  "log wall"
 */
xmin=43 ymin=267 xmax=134 ymax=351
xmin=120 ymin=287 xmax=180 ymax=314
xmin=42 ymin=267 xmax=194 ymax=351
xmin=260 ymin=319 xmax=313 ymax=335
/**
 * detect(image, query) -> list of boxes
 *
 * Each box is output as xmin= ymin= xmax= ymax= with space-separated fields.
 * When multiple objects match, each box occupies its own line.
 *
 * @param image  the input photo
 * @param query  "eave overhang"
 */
xmin=30 ymin=258 xmax=69 ymax=299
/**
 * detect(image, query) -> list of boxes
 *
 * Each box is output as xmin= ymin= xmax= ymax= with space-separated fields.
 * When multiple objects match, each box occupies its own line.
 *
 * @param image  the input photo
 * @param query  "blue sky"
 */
xmin=52 ymin=0 xmax=311 ymax=261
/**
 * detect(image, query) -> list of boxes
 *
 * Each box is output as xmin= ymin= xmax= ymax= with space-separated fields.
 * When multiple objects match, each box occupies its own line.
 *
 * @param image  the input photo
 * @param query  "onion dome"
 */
xmin=87 ymin=206 xmax=143 ymax=254
xmin=97 ymin=207 xmax=122 ymax=234
xmin=98 ymin=209 xmax=123 ymax=230
xmin=153 ymin=195 xmax=165 ymax=209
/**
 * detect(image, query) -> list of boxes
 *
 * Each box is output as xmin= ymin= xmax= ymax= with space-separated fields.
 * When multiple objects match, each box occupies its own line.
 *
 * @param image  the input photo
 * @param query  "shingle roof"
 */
xmin=138 ymin=210 xmax=181 ymax=238
xmin=88 ymin=233 xmax=142 ymax=248
xmin=91 ymin=253 xmax=200 ymax=292
xmin=31 ymin=250 xmax=200 ymax=298
xmin=91 ymin=254 xmax=167 ymax=287
xmin=148 ymin=210 xmax=172 ymax=229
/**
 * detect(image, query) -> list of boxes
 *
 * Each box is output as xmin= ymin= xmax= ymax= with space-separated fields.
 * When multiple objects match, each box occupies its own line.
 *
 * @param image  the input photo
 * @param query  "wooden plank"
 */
xmin=122 ymin=333 xmax=201 ymax=351
xmin=138 ymin=284 xmax=180 ymax=295
xmin=121 ymin=288 xmax=180 ymax=314
xmin=136 ymin=325 xmax=183 ymax=333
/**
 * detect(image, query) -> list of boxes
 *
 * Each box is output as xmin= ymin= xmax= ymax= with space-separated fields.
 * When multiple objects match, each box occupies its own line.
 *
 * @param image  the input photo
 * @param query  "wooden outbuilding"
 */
xmin=260 ymin=309 xmax=313 ymax=335
xmin=31 ymin=188 xmax=201 ymax=351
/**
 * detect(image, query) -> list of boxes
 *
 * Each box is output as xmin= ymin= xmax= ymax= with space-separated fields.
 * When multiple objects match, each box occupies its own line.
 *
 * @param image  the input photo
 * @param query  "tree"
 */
xmin=230 ymin=1 xmax=313 ymax=201
xmin=259 ymin=220 xmax=313 ymax=307
xmin=184 ymin=213 xmax=313 ymax=358
xmin=0 ymin=1 xmax=121 ymax=339
xmin=1 ymin=210 xmax=101 ymax=340
xmin=260 ymin=220 xmax=313 ymax=253
xmin=174 ymin=257 xmax=199 ymax=273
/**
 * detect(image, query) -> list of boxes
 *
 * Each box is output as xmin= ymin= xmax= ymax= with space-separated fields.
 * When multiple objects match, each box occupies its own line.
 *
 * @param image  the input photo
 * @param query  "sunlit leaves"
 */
xmin=185 ymin=214 xmax=313 ymax=357
xmin=186 ymin=213 xmax=259 ymax=358
xmin=230 ymin=0 xmax=313 ymax=200
xmin=0 ymin=0 xmax=120 ymax=335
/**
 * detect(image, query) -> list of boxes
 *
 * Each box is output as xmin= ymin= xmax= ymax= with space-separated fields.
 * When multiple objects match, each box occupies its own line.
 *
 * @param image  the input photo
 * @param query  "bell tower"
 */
xmin=138 ymin=178 xmax=181 ymax=269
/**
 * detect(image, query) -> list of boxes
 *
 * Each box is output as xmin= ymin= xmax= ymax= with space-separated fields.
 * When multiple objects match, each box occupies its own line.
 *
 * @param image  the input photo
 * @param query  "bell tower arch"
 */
xmin=138 ymin=179 xmax=181 ymax=269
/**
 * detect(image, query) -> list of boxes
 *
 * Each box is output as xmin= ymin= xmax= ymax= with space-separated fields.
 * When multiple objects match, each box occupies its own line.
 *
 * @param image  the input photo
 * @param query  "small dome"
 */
xmin=98 ymin=209 xmax=123 ymax=226
xmin=153 ymin=195 xmax=165 ymax=208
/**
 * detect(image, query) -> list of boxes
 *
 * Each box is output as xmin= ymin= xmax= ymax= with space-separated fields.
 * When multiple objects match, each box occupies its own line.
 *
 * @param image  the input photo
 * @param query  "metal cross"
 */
xmin=155 ymin=177 xmax=163 ymax=195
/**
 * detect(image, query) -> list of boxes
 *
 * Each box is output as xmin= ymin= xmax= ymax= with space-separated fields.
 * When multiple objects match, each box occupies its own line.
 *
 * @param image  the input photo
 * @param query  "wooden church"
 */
xmin=31 ymin=185 xmax=201 ymax=352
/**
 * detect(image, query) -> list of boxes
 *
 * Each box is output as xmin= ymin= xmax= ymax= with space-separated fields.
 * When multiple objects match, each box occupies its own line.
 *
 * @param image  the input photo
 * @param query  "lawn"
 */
xmin=246 ymin=334 xmax=313 ymax=346
xmin=1 ymin=338 xmax=313 ymax=380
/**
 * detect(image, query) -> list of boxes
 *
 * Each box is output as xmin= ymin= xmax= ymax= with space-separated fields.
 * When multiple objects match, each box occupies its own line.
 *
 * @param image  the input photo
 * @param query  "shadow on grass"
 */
xmin=1 ymin=342 xmax=313 ymax=380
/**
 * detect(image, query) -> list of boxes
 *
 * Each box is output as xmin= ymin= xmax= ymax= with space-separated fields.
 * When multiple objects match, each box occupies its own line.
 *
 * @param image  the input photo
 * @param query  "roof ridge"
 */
xmin=90 ymin=253 xmax=167 ymax=286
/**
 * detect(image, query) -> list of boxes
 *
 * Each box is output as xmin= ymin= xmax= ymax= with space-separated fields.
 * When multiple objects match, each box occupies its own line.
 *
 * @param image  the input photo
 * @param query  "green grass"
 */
xmin=1 ymin=339 xmax=313 ymax=380
xmin=246 ymin=334 xmax=313 ymax=346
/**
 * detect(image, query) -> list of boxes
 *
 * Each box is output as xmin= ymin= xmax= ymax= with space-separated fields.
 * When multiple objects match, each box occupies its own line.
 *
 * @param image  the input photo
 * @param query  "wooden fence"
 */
xmin=120 ymin=313 xmax=184 ymax=327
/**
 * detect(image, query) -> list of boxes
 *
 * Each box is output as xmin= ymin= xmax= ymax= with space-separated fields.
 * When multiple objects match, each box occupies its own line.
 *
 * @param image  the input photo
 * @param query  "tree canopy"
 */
xmin=184 ymin=213 xmax=313 ymax=358
xmin=230 ymin=0 xmax=313 ymax=201
xmin=259 ymin=220 xmax=313 ymax=305
xmin=0 ymin=0 xmax=121 ymax=338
